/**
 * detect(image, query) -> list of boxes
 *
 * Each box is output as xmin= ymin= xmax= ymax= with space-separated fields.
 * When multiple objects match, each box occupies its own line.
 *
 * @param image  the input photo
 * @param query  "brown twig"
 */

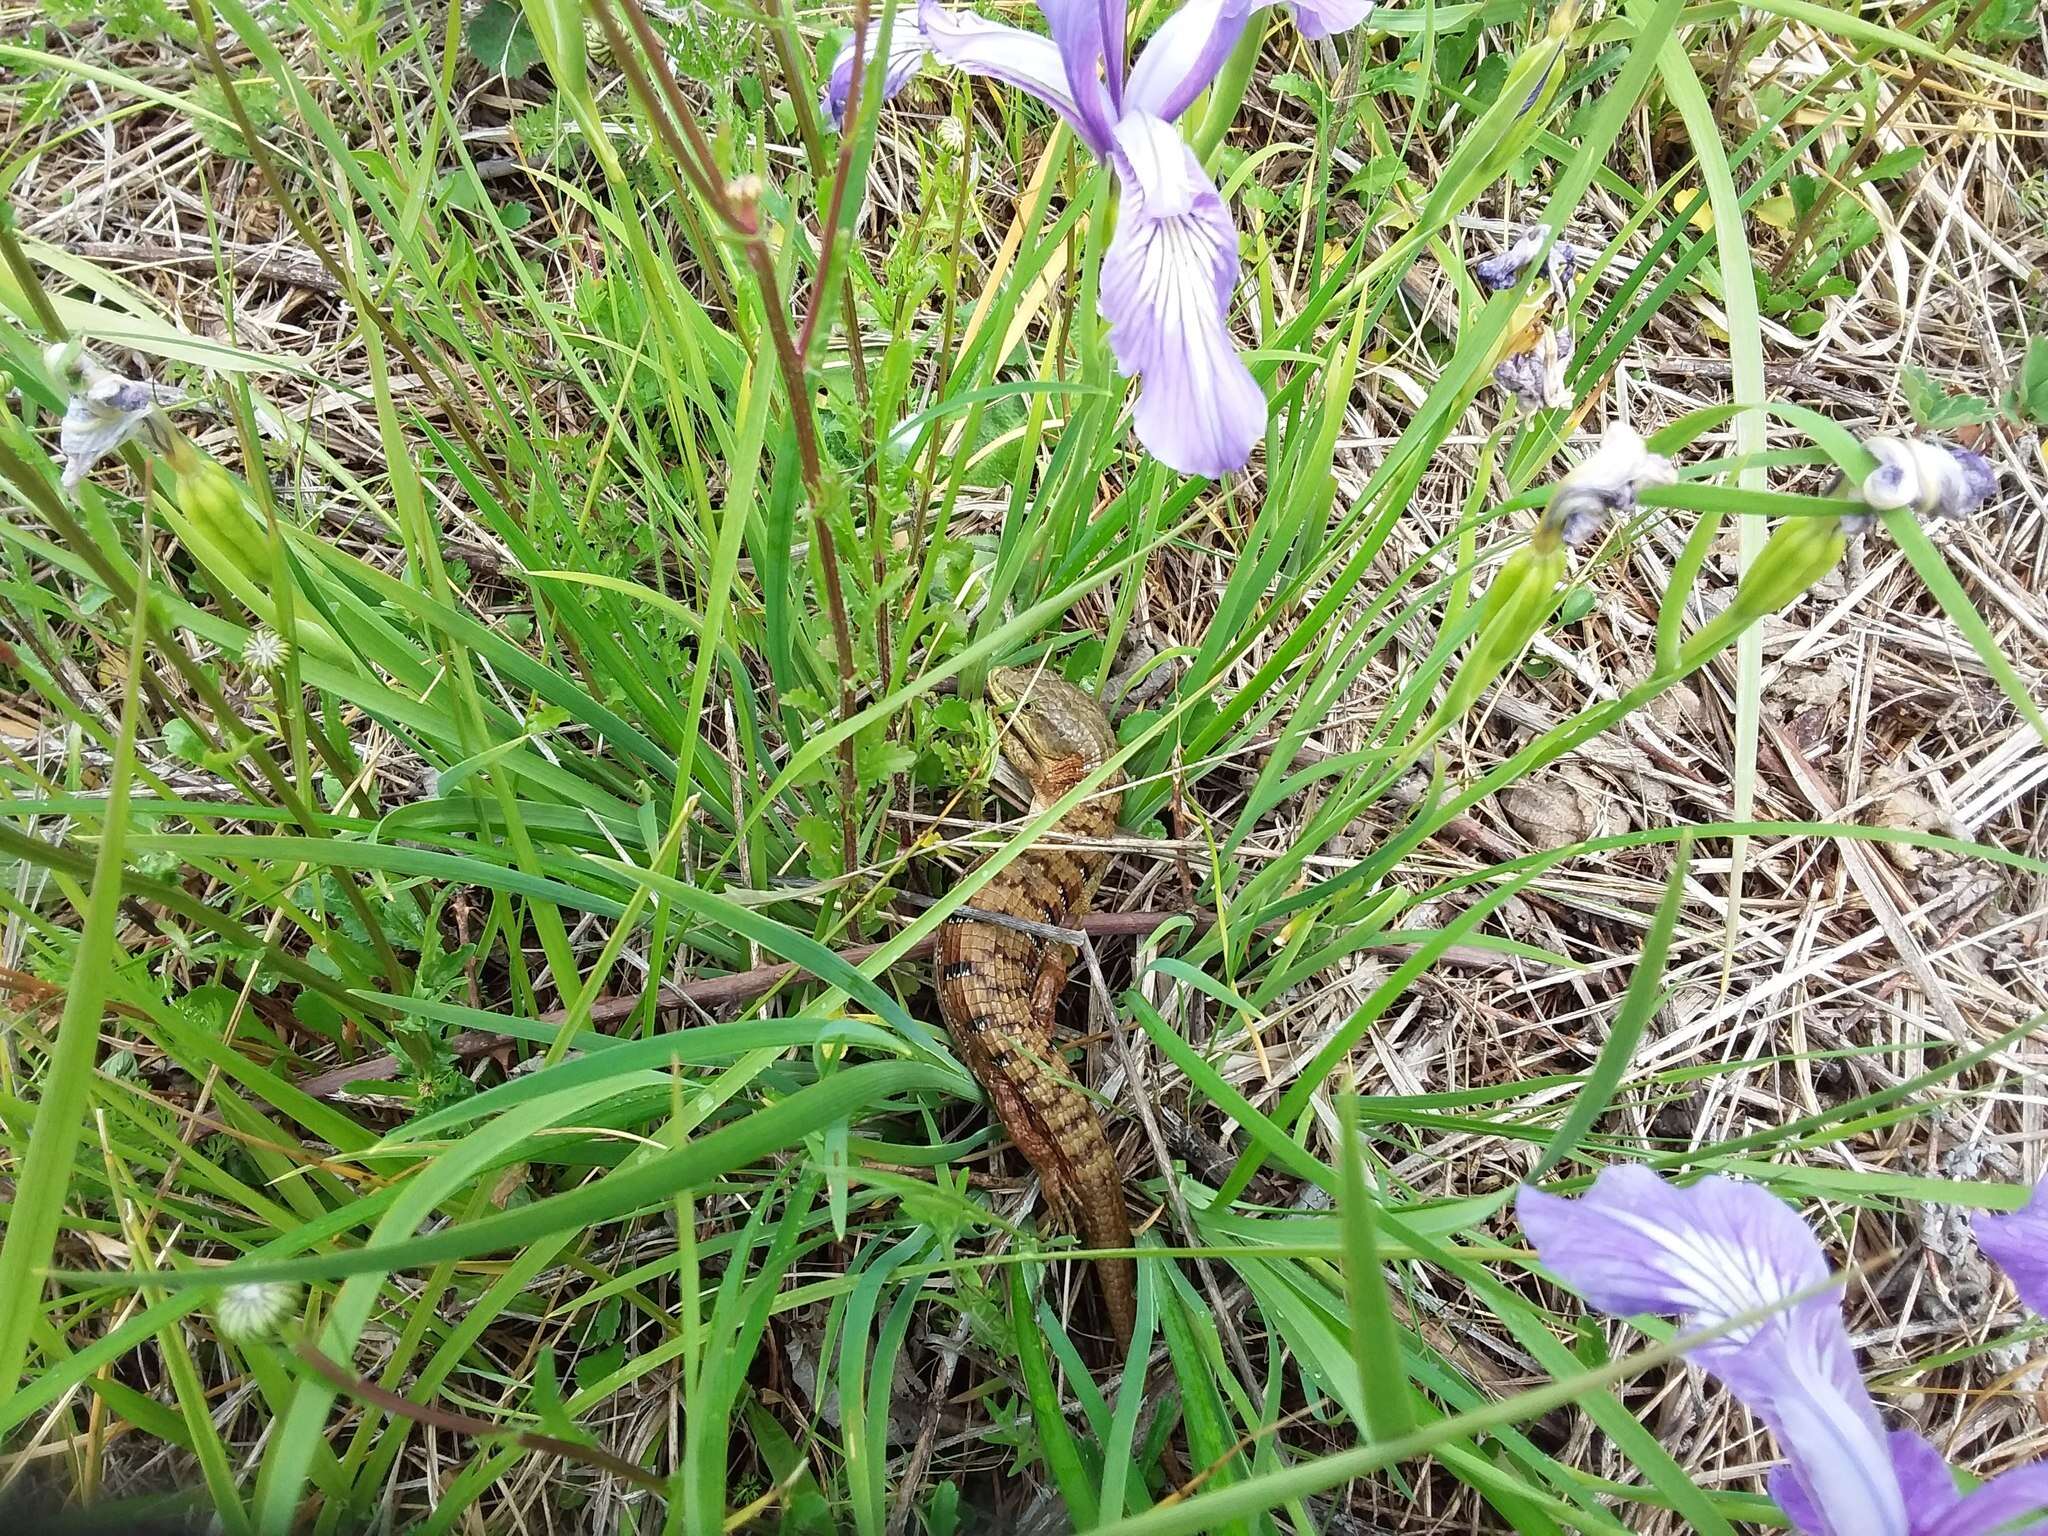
xmin=291 ymin=1340 xmax=667 ymax=1495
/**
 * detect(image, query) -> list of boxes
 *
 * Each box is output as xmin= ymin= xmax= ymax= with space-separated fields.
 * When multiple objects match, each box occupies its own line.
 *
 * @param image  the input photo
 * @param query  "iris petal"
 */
xmin=1286 ymin=0 xmax=1373 ymax=38
xmin=1520 ymin=1169 xmax=1909 ymax=1536
xmin=1099 ymin=112 xmax=1264 ymax=476
xmin=918 ymin=0 xmax=1099 ymax=149
xmin=822 ymin=7 xmax=932 ymax=130
xmin=1125 ymin=0 xmax=1257 ymax=122
xmin=1033 ymin=0 xmax=1119 ymax=151
xmin=1975 ymin=1177 xmax=2048 ymax=1318
xmin=1923 ymin=1463 xmax=2048 ymax=1536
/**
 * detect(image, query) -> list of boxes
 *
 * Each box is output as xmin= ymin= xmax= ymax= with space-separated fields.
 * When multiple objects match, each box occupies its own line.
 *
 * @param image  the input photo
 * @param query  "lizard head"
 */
xmin=986 ymin=667 xmax=1117 ymax=798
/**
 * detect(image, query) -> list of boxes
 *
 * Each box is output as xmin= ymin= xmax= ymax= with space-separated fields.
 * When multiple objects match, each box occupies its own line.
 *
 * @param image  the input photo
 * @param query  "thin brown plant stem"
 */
xmin=796 ymin=0 xmax=894 ymax=693
xmin=604 ymin=0 xmax=864 ymax=879
xmin=579 ymin=7 xmax=740 ymax=321
xmin=602 ymin=0 xmax=868 ymax=876
xmin=795 ymin=0 xmax=870 ymax=365
xmin=610 ymin=0 xmax=747 ymax=226
xmin=291 ymin=1342 xmax=668 ymax=1495
xmin=910 ymin=92 xmax=974 ymax=553
xmin=813 ymin=513 xmax=866 ymax=879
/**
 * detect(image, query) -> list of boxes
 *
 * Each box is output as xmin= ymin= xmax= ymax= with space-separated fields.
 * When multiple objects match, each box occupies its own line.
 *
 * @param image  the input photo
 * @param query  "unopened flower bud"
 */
xmin=1729 ymin=514 xmax=1847 ymax=623
xmin=937 ymin=116 xmax=966 ymax=152
xmin=1439 ymin=540 xmax=1569 ymax=721
xmin=166 ymin=438 xmax=264 ymax=583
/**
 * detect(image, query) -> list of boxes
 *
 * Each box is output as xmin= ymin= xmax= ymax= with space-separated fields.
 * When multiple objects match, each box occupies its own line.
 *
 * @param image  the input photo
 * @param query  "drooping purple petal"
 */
xmin=52 ymin=352 xmax=179 ymax=493
xmin=1494 ymin=325 xmax=1571 ymax=416
xmin=1125 ymin=0 xmax=1257 ymax=123
xmin=1860 ymin=437 xmax=1999 ymax=522
xmin=822 ymin=7 xmax=932 ymax=131
xmin=1034 ymin=0 xmax=1119 ymax=151
xmin=1099 ymin=112 xmax=1264 ymax=476
xmin=1923 ymin=1462 xmax=2048 ymax=1536
xmin=917 ymin=0 xmax=1106 ymax=151
xmin=1540 ymin=422 xmax=1674 ymax=543
xmin=1974 ymin=1177 xmax=2048 ymax=1318
xmin=1519 ymin=1168 xmax=1909 ymax=1536
xmin=1474 ymin=227 xmax=1582 ymax=292
xmin=1286 ymin=0 xmax=1373 ymax=39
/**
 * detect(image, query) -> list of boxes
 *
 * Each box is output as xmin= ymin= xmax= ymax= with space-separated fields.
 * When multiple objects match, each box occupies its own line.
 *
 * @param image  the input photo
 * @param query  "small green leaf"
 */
xmin=163 ymin=718 xmax=208 ymax=766
xmin=1900 ymin=364 xmax=1995 ymax=431
xmin=2004 ymin=336 xmax=2048 ymax=427
xmin=468 ymin=0 xmax=542 ymax=77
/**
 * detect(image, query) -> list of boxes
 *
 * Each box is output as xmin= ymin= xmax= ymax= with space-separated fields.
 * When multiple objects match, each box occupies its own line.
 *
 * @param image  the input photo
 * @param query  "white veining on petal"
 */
xmin=1100 ymin=113 xmax=1263 ymax=475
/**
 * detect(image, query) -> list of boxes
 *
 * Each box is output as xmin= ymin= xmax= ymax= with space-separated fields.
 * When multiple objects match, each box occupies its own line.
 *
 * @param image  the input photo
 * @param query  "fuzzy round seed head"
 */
xmin=242 ymin=628 xmax=290 ymax=671
xmin=214 ymin=1281 xmax=301 ymax=1343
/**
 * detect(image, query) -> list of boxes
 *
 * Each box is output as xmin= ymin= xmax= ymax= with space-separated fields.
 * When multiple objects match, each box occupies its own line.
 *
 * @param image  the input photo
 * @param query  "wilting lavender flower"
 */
xmin=1474 ymin=227 xmax=1581 ymax=293
xmin=1521 ymin=1166 xmax=2048 ymax=1536
xmin=1539 ymin=423 xmax=1674 ymax=546
xmin=46 ymin=343 xmax=179 ymax=492
xmin=1975 ymin=1175 xmax=2048 ymax=1317
xmin=1859 ymin=436 xmax=1998 ymax=523
xmin=1494 ymin=323 xmax=1572 ymax=416
xmin=828 ymin=0 xmax=1376 ymax=475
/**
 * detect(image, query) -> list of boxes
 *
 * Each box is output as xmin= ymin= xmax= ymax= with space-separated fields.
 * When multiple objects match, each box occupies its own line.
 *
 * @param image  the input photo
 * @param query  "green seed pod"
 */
xmin=1442 ymin=541 xmax=1568 ymax=720
xmin=166 ymin=438 xmax=264 ymax=585
xmin=1728 ymin=515 xmax=1846 ymax=624
xmin=1679 ymin=514 xmax=1847 ymax=671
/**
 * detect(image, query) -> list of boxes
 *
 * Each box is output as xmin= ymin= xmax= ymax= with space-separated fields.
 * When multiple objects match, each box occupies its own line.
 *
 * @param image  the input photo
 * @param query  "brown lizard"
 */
xmin=934 ymin=667 xmax=1137 ymax=1348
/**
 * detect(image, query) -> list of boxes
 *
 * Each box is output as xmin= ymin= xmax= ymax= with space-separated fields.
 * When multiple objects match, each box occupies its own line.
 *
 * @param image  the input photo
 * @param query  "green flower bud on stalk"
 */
xmin=164 ymin=434 xmax=264 ymax=585
xmin=1438 ymin=539 xmax=1569 ymax=724
xmin=1681 ymin=513 xmax=1846 ymax=669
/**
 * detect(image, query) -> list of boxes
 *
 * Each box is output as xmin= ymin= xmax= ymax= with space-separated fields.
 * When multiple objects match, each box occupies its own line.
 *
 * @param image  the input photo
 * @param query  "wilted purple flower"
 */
xmin=1860 ymin=436 xmax=1998 ymax=522
xmin=1493 ymin=323 xmax=1571 ymax=416
xmin=47 ymin=344 xmax=178 ymax=492
xmin=830 ymin=0 xmax=1376 ymax=475
xmin=1975 ymin=1175 xmax=2048 ymax=1317
xmin=1520 ymin=1166 xmax=2048 ymax=1536
xmin=1474 ymin=227 xmax=1581 ymax=293
xmin=1540 ymin=422 xmax=1673 ymax=545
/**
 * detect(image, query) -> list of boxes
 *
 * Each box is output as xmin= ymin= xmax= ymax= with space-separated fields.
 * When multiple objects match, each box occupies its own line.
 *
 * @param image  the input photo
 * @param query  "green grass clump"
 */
xmin=1 ymin=0 xmax=2043 ymax=1530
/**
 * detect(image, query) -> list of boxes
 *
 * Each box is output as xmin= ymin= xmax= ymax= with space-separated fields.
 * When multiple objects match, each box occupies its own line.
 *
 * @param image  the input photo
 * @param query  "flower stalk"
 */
xmin=600 ymin=0 xmax=866 ymax=878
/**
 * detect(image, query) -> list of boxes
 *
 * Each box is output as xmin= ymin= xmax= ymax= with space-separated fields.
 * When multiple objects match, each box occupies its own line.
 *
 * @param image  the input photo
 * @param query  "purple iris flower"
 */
xmin=1975 ymin=1175 xmax=2048 ymax=1317
xmin=1520 ymin=1166 xmax=2048 ymax=1536
xmin=821 ymin=18 xmax=932 ymax=130
xmin=823 ymin=0 xmax=1376 ymax=476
